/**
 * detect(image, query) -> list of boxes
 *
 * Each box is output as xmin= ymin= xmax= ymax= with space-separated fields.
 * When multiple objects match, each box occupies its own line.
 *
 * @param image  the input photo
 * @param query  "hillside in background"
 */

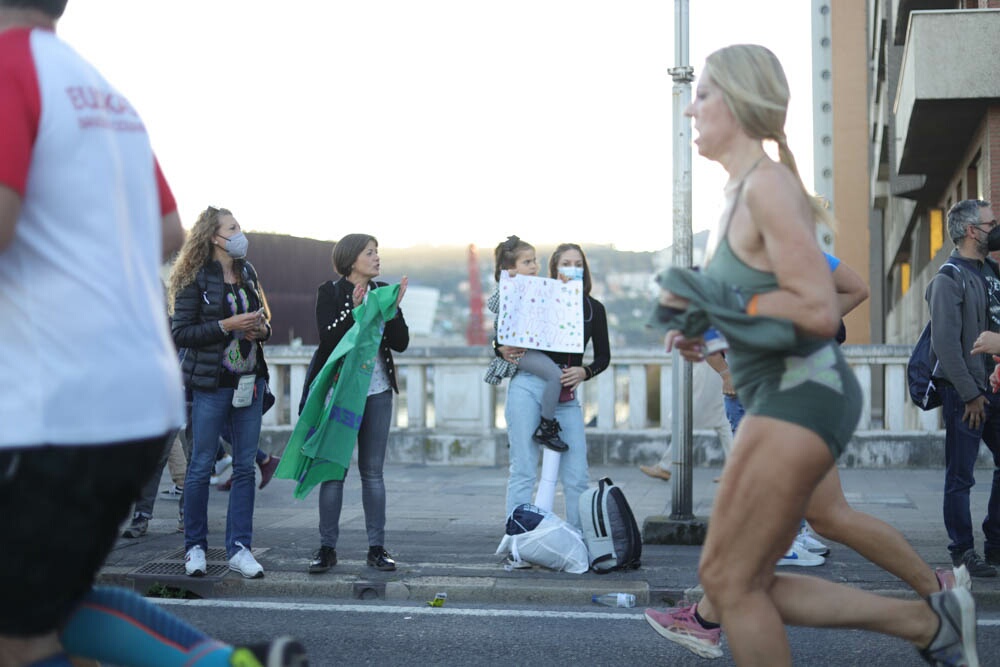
xmin=378 ymin=244 xmax=665 ymax=348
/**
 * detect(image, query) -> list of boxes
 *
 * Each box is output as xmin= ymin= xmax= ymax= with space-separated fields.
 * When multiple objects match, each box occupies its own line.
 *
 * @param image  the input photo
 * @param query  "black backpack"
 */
xmin=907 ymin=322 xmax=941 ymax=410
xmin=907 ymin=262 xmax=962 ymax=411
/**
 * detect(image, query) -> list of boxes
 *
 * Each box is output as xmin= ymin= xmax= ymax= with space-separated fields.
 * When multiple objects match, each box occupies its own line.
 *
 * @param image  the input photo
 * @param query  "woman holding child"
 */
xmin=497 ymin=242 xmax=610 ymax=532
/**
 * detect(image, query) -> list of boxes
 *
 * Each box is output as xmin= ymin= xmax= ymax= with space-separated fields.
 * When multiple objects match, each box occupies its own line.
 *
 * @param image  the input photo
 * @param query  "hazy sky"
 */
xmin=58 ymin=1 xmax=813 ymax=252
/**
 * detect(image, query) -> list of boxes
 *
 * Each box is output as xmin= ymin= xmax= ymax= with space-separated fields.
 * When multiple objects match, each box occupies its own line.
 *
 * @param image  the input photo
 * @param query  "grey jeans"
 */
xmin=133 ymin=431 xmax=179 ymax=517
xmin=318 ymin=389 xmax=393 ymax=548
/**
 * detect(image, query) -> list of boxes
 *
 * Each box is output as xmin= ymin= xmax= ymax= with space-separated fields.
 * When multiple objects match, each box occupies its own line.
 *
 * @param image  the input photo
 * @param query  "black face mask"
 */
xmin=988 ymin=226 xmax=1000 ymax=252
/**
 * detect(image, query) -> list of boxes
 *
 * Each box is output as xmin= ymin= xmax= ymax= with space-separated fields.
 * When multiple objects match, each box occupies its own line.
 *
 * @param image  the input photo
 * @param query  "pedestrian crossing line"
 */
xmin=153 ymin=598 xmax=642 ymax=620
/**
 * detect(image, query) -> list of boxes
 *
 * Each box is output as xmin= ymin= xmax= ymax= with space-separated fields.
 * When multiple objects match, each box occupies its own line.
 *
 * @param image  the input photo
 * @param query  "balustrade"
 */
xmin=262 ymin=343 xmax=936 ymax=435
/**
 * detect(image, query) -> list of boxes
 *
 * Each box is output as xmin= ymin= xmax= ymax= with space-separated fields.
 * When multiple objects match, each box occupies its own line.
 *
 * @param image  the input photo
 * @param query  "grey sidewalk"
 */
xmin=99 ymin=463 xmax=1000 ymax=609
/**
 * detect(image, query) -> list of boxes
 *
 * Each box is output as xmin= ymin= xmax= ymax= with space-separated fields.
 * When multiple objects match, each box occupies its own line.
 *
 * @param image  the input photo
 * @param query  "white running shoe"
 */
xmin=777 ymin=540 xmax=825 ymax=567
xmin=229 ymin=542 xmax=264 ymax=579
xmin=214 ymin=454 xmax=233 ymax=477
xmin=797 ymin=525 xmax=830 ymax=556
xmin=185 ymin=545 xmax=207 ymax=577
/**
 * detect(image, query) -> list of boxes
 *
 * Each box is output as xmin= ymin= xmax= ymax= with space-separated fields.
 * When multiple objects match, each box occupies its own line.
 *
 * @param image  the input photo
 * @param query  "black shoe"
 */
xmin=308 ymin=546 xmax=336 ymax=574
xmin=230 ymin=635 xmax=309 ymax=666
xmin=532 ymin=417 xmax=569 ymax=453
xmin=367 ymin=545 xmax=397 ymax=571
xmin=951 ymin=548 xmax=997 ymax=578
xmin=122 ymin=513 xmax=149 ymax=538
xmin=986 ymin=548 xmax=1000 ymax=567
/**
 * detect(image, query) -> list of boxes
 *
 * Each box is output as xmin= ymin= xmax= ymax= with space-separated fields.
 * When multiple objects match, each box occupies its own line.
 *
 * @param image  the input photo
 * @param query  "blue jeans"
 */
xmin=184 ymin=377 xmax=265 ymax=558
xmin=724 ymin=395 xmax=745 ymax=434
xmin=318 ymin=390 xmax=393 ymax=548
xmin=505 ymin=371 xmax=589 ymax=532
xmin=940 ymin=384 xmax=1000 ymax=556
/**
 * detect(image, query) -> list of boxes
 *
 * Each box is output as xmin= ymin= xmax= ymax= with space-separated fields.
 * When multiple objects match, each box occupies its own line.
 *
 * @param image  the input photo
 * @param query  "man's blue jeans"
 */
xmin=940 ymin=383 xmax=1000 ymax=557
xmin=184 ymin=377 xmax=264 ymax=558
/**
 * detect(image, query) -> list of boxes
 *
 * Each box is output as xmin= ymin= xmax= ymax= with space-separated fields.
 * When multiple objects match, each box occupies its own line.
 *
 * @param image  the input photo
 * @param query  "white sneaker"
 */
xmin=160 ymin=484 xmax=183 ymax=499
xmin=504 ymin=556 xmax=532 ymax=570
xmin=777 ymin=540 xmax=825 ymax=567
xmin=797 ymin=525 xmax=830 ymax=556
xmin=214 ymin=454 xmax=233 ymax=477
xmin=185 ymin=545 xmax=207 ymax=577
xmin=229 ymin=542 xmax=264 ymax=579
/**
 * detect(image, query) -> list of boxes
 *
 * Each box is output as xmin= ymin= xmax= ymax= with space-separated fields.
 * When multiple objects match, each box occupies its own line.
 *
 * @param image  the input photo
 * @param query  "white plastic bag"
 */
xmin=496 ymin=504 xmax=589 ymax=574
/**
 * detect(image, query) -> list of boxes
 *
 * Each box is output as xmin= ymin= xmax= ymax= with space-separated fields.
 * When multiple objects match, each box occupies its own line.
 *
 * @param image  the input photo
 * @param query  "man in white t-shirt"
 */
xmin=0 ymin=3 xmax=306 ymax=666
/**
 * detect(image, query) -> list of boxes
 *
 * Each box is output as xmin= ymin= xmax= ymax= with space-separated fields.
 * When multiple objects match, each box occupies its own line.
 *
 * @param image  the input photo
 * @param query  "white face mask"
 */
xmin=219 ymin=232 xmax=249 ymax=259
xmin=558 ymin=266 xmax=584 ymax=281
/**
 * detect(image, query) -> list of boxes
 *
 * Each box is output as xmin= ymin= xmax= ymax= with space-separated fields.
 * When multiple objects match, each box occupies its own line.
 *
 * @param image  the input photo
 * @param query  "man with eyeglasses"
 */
xmin=926 ymin=198 xmax=1000 ymax=579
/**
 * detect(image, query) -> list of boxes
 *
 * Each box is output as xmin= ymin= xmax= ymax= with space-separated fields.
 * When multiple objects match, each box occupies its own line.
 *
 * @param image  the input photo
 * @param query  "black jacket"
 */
xmin=172 ymin=260 xmax=271 ymax=391
xmin=300 ymin=277 xmax=409 ymax=411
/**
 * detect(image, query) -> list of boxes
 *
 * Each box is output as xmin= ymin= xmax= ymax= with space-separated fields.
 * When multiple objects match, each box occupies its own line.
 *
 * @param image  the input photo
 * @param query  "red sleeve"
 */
xmin=0 ymin=29 xmax=40 ymax=197
xmin=154 ymin=157 xmax=177 ymax=216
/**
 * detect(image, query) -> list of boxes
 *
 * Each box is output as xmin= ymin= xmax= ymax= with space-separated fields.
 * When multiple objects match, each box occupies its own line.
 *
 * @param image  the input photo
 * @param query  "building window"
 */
xmin=930 ymin=208 xmax=944 ymax=258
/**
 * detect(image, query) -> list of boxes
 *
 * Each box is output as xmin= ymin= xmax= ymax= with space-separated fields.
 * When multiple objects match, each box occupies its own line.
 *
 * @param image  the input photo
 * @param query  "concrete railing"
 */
xmin=255 ymin=343 xmax=952 ymax=468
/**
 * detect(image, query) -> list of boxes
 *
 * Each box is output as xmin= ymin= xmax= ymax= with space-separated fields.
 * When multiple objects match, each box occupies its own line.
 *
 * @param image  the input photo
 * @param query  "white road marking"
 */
xmin=153 ymin=598 xmax=642 ymax=620
xmin=153 ymin=598 xmax=1000 ymax=627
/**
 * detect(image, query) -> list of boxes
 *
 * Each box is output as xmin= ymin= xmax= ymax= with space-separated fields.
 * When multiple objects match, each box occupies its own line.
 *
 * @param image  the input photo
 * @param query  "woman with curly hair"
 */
xmin=169 ymin=206 xmax=272 ymax=580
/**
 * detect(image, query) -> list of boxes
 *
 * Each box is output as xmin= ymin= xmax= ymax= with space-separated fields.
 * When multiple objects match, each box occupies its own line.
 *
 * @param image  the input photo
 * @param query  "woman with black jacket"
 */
xmin=306 ymin=233 xmax=409 ymax=574
xmin=168 ymin=206 xmax=271 ymax=580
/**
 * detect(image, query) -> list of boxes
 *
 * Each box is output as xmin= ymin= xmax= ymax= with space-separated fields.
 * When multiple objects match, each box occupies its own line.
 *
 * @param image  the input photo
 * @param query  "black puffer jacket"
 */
xmin=299 ymin=277 xmax=409 ymax=413
xmin=172 ymin=260 xmax=271 ymax=391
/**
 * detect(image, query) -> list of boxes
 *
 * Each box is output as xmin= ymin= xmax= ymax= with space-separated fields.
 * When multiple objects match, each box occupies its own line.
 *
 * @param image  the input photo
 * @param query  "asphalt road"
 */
xmin=148 ymin=596 xmax=1000 ymax=667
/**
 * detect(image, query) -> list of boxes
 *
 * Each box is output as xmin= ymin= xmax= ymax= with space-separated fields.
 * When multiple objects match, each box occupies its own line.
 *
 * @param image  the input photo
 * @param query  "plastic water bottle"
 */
xmin=592 ymin=593 xmax=636 ymax=608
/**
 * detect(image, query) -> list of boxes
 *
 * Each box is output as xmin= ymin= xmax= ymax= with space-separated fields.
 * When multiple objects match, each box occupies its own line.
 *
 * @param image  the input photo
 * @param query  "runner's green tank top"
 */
xmin=703 ymin=227 xmax=861 ymax=459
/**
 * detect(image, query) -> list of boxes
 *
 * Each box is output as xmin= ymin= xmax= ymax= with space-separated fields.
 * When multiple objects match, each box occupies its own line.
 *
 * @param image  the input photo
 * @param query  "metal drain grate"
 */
xmin=132 ymin=561 xmax=230 ymax=577
xmin=159 ymin=546 xmax=230 ymax=561
xmin=127 ymin=546 xmax=268 ymax=596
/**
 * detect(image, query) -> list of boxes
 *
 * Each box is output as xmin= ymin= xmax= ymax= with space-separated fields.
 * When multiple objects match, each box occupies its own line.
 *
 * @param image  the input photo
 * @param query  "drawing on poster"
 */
xmin=497 ymin=273 xmax=583 ymax=352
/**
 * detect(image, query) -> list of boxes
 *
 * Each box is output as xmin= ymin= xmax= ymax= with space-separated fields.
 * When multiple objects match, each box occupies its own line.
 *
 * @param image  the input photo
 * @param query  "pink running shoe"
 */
xmin=644 ymin=604 xmax=723 ymax=659
xmin=936 ymin=564 xmax=972 ymax=592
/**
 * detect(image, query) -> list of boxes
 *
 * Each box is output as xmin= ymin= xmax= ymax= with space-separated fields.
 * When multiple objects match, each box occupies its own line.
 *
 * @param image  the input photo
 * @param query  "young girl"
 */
xmin=485 ymin=236 xmax=568 ymax=453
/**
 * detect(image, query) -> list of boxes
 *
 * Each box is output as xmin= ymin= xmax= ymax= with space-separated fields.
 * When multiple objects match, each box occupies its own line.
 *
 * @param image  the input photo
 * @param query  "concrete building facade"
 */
xmin=867 ymin=0 xmax=1000 ymax=346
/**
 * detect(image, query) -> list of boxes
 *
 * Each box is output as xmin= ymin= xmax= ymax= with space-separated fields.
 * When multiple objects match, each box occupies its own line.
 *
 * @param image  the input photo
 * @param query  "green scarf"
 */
xmin=275 ymin=284 xmax=400 ymax=499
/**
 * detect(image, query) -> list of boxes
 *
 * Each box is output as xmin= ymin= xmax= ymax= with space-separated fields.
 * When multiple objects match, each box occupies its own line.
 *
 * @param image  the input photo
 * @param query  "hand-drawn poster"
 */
xmin=497 ymin=273 xmax=583 ymax=352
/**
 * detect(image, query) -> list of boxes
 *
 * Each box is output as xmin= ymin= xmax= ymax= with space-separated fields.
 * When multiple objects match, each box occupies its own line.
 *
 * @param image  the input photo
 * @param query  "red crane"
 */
xmin=466 ymin=243 xmax=487 ymax=345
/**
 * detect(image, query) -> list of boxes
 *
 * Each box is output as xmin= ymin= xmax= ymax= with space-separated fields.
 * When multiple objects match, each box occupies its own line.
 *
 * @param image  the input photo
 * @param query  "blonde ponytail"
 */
xmin=775 ymin=134 xmax=836 ymax=231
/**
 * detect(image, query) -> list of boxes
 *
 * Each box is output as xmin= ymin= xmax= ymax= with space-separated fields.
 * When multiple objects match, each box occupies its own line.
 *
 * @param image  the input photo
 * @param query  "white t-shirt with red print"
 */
xmin=0 ymin=27 xmax=184 ymax=448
